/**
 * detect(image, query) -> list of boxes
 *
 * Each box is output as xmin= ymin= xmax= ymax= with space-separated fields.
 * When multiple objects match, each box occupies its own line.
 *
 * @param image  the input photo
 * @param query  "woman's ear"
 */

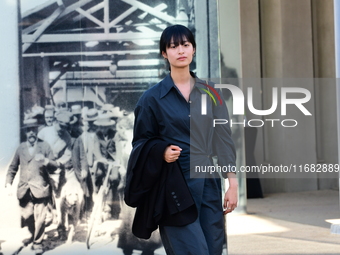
xmin=162 ymin=51 xmax=167 ymax=59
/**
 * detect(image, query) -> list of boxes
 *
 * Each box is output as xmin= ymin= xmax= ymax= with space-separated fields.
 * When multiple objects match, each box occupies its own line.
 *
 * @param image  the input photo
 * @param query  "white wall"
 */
xmin=0 ymin=0 xmax=21 ymax=228
xmin=0 ymin=0 xmax=20 ymax=174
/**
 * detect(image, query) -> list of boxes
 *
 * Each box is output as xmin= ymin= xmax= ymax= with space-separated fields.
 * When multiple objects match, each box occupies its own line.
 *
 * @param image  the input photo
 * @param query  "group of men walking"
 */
xmin=5 ymin=102 xmax=132 ymax=254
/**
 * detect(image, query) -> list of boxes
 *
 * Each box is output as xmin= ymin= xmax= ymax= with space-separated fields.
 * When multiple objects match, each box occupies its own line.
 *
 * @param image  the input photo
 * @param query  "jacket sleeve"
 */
xmin=6 ymin=146 xmax=20 ymax=186
xmin=124 ymin=140 xmax=147 ymax=207
xmin=72 ymin=136 xmax=89 ymax=180
xmin=212 ymin=86 xmax=237 ymax=177
xmin=132 ymin=100 xmax=159 ymax=146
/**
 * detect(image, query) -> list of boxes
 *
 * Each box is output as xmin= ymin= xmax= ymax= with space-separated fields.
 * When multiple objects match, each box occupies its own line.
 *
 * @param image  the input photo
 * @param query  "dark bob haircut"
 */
xmin=159 ymin=24 xmax=196 ymax=55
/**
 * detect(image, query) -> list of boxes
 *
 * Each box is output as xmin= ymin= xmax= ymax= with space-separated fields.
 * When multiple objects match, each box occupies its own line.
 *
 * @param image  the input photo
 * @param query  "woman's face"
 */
xmin=162 ymin=37 xmax=195 ymax=70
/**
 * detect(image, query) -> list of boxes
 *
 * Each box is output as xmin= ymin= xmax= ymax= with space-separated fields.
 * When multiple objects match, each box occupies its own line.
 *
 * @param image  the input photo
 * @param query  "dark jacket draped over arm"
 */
xmin=124 ymin=137 xmax=198 ymax=239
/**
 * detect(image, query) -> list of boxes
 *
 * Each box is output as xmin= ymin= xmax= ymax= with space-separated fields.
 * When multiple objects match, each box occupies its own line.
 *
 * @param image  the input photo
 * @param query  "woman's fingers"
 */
xmin=164 ymin=145 xmax=182 ymax=163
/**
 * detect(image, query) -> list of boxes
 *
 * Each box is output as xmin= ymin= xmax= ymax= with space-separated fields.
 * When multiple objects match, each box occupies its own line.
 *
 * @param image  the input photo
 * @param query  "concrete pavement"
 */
xmin=226 ymin=189 xmax=340 ymax=255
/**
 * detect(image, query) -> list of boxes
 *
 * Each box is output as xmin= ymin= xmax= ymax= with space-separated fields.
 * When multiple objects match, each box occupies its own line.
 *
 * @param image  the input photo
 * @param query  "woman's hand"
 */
xmin=223 ymin=173 xmax=238 ymax=214
xmin=163 ymin=145 xmax=182 ymax=163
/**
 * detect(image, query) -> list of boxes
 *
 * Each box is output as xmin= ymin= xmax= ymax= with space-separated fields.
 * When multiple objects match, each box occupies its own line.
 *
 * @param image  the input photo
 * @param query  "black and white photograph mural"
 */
xmin=2 ymin=1 xmax=340 ymax=255
xmin=0 ymin=0 xmax=226 ymax=255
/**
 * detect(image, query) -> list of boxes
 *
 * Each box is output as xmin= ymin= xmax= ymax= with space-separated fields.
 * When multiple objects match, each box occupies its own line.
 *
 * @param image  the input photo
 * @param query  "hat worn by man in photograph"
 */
xmin=101 ymin=104 xmax=123 ymax=119
xmin=55 ymin=111 xmax=73 ymax=127
xmin=84 ymin=108 xmax=99 ymax=122
xmin=71 ymin=105 xmax=82 ymax=115
xmin=44 ymin=105 xmax=55 ymax=112
xmin=22 ymin=118 xmax=40 ymax=129
xmin=94 ymin=114 xmax=116 ymax=126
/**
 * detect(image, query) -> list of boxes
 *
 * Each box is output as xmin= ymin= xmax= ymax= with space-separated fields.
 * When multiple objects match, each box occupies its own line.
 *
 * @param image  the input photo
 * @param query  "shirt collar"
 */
xmin=160 ymin=71 xmax=207 ymax=99
xmin=160 ymin=73 xmax=176 ymax=99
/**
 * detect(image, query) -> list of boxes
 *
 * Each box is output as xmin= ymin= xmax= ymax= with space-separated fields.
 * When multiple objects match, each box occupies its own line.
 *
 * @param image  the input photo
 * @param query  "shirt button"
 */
xmin=177 ymin=203 xmax=181 ymax=207
xmin=188 ymin=115 xmax=191 ymax=117
xmin=171 ymin=192 xmax=175 ymax=195
xmin=189 ymin=100 xmax=192 ymax=103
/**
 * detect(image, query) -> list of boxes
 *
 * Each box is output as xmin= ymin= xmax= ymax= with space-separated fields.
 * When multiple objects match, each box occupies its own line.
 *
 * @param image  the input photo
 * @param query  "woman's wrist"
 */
xmin=227 ymin=173 xmax=238 ymax=188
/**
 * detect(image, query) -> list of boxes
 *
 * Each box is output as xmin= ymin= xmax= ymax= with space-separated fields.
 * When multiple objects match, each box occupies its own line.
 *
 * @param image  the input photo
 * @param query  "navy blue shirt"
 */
xmin=133 ymin=72 xmax=236 ymax=178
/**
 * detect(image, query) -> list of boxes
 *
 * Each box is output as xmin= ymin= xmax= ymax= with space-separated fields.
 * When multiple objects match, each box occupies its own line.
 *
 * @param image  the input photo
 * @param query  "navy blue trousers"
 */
xmin=159 ymin=177 xmax=225 ymax=255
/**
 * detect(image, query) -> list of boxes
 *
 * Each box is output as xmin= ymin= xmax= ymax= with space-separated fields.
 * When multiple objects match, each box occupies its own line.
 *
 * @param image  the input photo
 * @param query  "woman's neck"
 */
xmin=170 ymin=67 xmax=193 ymax=88
xmin=170 ymin=67 xmax=195 ymax=102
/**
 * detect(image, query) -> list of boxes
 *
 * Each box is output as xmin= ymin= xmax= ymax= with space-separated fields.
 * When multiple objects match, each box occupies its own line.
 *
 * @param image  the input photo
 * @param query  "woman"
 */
xmin=131 ymin=24 xmax=238 ymax=255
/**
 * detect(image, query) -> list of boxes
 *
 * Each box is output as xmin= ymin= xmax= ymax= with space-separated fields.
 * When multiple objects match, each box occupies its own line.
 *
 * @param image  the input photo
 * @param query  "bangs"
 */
xmin=167 ymin=33 xmax=190 ymax=47
xmin=159 ymin=24 xmax=196 ymax=54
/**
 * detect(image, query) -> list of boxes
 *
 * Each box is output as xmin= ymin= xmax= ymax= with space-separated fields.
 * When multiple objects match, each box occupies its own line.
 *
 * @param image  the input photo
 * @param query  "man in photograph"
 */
xmin=5 ymin=118 xmax=58 ymax=255
xmin=70 ymin=104 xmax=83 ymax=138
xmin=93 ymin=114 xmax=121 ymax=221
xmin=38 ymin=110 xmax=73 ymax=162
